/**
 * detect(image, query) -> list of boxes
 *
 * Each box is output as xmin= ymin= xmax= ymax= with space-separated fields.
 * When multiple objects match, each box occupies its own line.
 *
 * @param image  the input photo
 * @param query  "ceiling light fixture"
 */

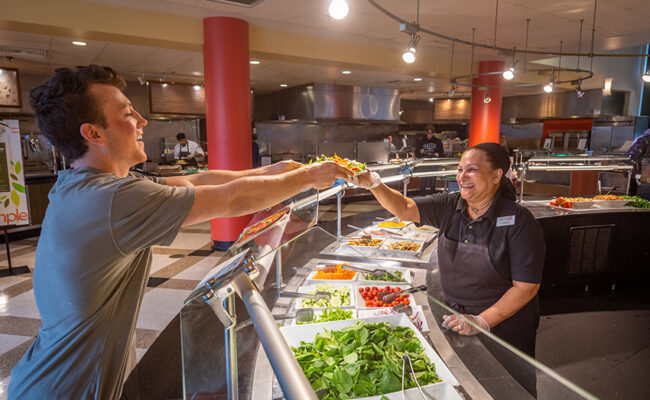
xmin=249 ymin=60 xmax=260 ymax=65
xmin=329 ymin=0 xmax=349 ymax=20
xmin=576 ymin=84 xmax=585 ymax=98
xmin=193 ymin=84 xmax=201 ymax=90
xmin=341 ymin=70 xmax=351 ymax=75
xmin=428 ymin=97 xmax=434 ymax=103
xmin=402 ymin=33 xmax=420 ymax=64
xmin=72 ymin=41 xmax=87 ymax=46
xmin=643 ymin=71 xmax=650 ymax=83
xmin=543 ymin=81 xmax=553 ymax=93
xmin=162 ymin=83 xmax=168 ymax=88
xmin=413 ymin=77 xmax=422 ymax=82
xmin=483 ymin=92 xmax=491 ymax=103
xmin=503 ymin=67 xmax=515 ymax=80
xmin=280 ymin=83 xmax=288 ymax=88
xmin=137 ymin=75 xmax=146 ymax=85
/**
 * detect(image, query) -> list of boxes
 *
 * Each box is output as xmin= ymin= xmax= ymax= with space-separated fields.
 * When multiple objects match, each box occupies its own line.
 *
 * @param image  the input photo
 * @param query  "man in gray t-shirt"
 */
xmin=8 ymin=66 xmax=352 ymax=399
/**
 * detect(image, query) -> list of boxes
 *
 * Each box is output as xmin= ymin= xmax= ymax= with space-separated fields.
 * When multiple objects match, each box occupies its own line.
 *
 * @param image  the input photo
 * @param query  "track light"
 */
xmin=576 ymin=82 xmax=584 ymax=98
xmin=329 ymin=0 xmax=349 ymax=20
xmin=137 ymin=75 xmax=145 ymax=85
xmin=402 ymin=33 xmax=420 ymax=64
xmin=429 ymin=97 xmax=434 ymax=103
xmin=544 ymin=77 xmax=554 ymax=93
xmin=483 ymin=92 xmax=491 ymax=103
xmin=503 ymin=67 xmax=515 ymax=80
xmin=447 ymin=85 xmax=456 ymax=97
xmin=643 ymin=70 xmax=650 ymax=83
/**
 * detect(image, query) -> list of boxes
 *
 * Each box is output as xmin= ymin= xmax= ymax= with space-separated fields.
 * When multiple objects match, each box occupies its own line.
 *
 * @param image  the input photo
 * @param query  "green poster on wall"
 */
xmin=0 ymin=143 xmax=9 ymax=192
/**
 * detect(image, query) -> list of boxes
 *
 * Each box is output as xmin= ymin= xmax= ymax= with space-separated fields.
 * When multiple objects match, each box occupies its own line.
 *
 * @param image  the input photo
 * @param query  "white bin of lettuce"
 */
xmin=279 ymin=313 xmax=461 ymax=400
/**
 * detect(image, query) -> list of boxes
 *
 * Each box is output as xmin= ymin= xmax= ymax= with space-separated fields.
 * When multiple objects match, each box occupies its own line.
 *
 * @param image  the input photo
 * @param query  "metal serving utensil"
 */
xmin=392 ymin=303 xmax=413 ymax=317
xmin=272 ymin=308 xmax=315 ymax=324
xmin=402 ymin=354 xmax=429 ymax=400
xmin=236 ymin=309 xmax=315 ymax=331
xmin=377 ymin=284 xmax=427 ymax=303
xmin=278 ymin=291 xmax=332 ymax=301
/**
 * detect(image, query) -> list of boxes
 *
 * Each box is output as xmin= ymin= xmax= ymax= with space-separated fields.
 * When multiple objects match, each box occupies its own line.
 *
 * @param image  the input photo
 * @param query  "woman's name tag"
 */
xmin=496 ymin=215 xmax=516 ymax=227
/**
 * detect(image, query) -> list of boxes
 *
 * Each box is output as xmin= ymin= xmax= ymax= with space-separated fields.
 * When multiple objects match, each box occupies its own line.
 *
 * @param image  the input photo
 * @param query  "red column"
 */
xmin=204 ymin=17 xmax=252 ymax=250
xmin=469 ymin=61 xmax=504 ymax=147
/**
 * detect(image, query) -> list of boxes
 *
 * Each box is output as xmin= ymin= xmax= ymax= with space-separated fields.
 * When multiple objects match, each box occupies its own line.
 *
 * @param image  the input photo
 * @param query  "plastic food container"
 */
xmin=279 ymin=314 xmax=462 ymax=400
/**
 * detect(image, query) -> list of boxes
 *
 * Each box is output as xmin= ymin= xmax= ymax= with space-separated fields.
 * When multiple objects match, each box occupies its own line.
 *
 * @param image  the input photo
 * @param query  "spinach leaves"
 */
xmin=291 ymin=321 xmax=440 ymax=399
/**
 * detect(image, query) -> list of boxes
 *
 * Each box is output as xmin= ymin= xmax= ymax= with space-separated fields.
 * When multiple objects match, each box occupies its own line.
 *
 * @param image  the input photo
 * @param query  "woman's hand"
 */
xmin=349 ymin=170 xmax=381 ymax=189
xmin=442 ymin=314 xmax=490 ymax=336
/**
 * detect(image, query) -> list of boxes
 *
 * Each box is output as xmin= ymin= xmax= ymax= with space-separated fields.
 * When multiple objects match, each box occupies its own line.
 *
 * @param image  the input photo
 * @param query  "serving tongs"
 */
xmin=320 ymin=263 xmax=402 ymax=282
xmin=236 ymin=309 xmax=315 ymax=331
xmin=392 ymin=303 xmax=413 ymax=317
xmin=402 ymin=354 xmax=429 ymax=400
xmin=378 ymin=284 xmax=427 ymax=303
xmin=278 ymin=291 xmax=331 ymax=301
xmin=271 ymin=309 xmax=315 ymax=324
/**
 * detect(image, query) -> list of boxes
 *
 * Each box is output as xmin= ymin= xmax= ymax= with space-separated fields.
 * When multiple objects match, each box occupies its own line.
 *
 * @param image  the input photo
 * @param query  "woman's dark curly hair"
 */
xmin=29 ymin=65 xmax=126 ymax=160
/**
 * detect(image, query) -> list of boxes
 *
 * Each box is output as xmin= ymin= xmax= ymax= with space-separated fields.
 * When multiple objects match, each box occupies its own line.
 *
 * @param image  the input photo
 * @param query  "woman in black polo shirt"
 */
xmin=359 ymin=142 xmax=545 ymax=358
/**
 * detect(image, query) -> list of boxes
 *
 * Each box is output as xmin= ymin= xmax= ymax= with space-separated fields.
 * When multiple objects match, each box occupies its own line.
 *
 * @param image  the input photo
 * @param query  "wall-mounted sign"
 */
xmin=0 ymin=68 xmax=22 ymax=108
xmin=148 ymin=81 xmax=206 ymax=115
xmin=0 ymin=120 xmax=29 ymax=226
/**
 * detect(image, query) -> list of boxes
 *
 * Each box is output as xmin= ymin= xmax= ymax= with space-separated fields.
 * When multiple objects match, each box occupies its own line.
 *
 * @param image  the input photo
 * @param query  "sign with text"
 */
xmin=0 ymin=120 xmax=29 ymax=226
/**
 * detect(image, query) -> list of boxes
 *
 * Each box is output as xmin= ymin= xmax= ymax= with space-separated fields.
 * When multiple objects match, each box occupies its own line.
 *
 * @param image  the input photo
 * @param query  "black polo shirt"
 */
xmin=415 ymin=192 xmax=545 ymax=283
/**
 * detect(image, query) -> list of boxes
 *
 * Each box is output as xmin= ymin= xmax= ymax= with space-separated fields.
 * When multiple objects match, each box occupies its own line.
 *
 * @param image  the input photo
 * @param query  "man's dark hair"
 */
xmin=29 ymin=65 xmax=126 ymax=160
xmin=176 ymin=133 xmax=186 ymax=141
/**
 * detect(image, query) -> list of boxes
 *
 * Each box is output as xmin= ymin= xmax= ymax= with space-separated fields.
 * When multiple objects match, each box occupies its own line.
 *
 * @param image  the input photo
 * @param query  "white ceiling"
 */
xmin=1 ymin=0 xmax=649 ymax=99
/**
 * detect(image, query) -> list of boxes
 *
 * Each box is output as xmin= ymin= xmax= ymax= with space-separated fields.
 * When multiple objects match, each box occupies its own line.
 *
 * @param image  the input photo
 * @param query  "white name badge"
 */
xmin=496 ymin=215 xmax=516 ymax=227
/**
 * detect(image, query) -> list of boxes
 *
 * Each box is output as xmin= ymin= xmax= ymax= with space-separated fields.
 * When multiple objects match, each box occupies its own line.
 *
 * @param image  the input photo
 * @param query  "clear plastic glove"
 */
xmin=349 ymin=170 xmax=381 ymax=189
xmin=441 ymin=314 xmax=490 ymax=336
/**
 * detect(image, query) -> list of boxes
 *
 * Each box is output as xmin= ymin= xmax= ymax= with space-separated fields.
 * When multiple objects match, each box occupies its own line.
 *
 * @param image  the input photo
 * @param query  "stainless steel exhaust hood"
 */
xmin=276 ymin=83 xmax=400 ymax=122
xmin=502 ymin=89 xmax=628 ymax=123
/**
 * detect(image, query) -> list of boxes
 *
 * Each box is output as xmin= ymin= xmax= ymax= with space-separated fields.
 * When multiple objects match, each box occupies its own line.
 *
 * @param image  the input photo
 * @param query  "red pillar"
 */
xmin=469 ymin=61 xmax=504 ymax=147
xmin=203 ymin=17 xmax=252 ymax=250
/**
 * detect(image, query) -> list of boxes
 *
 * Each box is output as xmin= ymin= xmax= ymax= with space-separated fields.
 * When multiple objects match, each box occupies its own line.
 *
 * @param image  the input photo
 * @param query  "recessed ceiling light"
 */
xmin=250 ymin=60 xmax=260 ymax=65
xmin=413 ymin=77 xmax=422 ymax=82
xmin=72 ymin=41 xmax=87 ymax=46
xmin=280 ymin=84 xmax=288 ymax=88
xmin=341 ymin=70 xmax=351 ymax=75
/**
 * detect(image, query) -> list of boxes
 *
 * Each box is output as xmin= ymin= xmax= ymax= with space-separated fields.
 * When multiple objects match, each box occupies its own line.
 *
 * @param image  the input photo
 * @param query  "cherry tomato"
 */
xmin=372 ymin=286 xmax=378 ymax=291
xmin=358 ymin=288 xmax=364 ymax=293
xmin=403 ymin=299 xmax=410 ymax=305
xmin=365 ymin=287 xmax=370 ymax=292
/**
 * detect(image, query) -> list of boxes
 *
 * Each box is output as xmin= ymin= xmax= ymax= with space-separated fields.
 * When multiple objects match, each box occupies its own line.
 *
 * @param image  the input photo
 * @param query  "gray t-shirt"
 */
xmin=9 ymin=168 xmax=195 ymax=400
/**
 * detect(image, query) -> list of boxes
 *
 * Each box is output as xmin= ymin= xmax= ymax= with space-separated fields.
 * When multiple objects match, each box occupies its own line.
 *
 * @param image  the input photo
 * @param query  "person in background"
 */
xmin=8 ymin=65 xmax=352 ymax=400
xmin=252 ymin=133 xmax=261 ymax=168
xmin=499 ymin=134 xmax=512 ymax=156
xmin=416 ymin=125 xmax=444 ymax=196
xmin=173 ymin=132 xmax=204 ymax=159
xmin=626 ymin=128 xmax=650 ymax=196
xmin=354 ymin=142 xmax=544 ymax=395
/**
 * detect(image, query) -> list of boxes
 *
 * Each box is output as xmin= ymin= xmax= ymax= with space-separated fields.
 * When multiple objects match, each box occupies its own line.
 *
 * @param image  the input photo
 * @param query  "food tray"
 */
xmin=305 ymin=264 xmax=359 ymax=282
xmin=594 ymin=199 xmax=630 ymax=208
xmin=355 ymin=285 xmax=417 ymax=309
xmin=290 ymin=308 xmax=358 ymax=326
xmin=279 ymin=314 xmax=461 ymax=400
xmin=357 ymin=305 xmax=429 ymax=332
xmin=294 ymin=283 xmax=356 ymax=309
xmin=379 ymin=238 xmax=425 ymax=259
xmin=372 ymin=219 xmax=413 ymax=232
xmin=398 ymin=228 xmax=437 ymax=244
xmin=341 ymin=236 xmax=386 ymax=256
xmin=356 ymin=265 xmax=413 ymax=284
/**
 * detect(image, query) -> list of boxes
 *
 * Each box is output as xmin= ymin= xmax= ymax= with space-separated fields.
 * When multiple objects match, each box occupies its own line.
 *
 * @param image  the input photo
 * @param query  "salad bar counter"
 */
xmin=177 ymin=189 xmax=602 ymax=400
